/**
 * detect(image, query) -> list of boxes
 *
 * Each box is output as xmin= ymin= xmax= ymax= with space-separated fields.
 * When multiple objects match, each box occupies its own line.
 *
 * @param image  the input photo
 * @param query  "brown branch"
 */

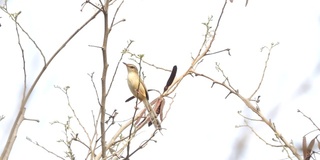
xmin=91 ymin=1 xmax=127 ymax=157
xmin=1 ymin=8 xmax=46 ymax=65
xmin=100 ymin=0 xmax=110 ymax=158
xmin=13 ymin=13 xmax=27 ymax=104
xmin=191 ymin=70 xmax=302 ymax=159
xmin=1 ymin=6 xmax=102 ymax=160
xmin=162 ymin=0 xmax=228 ymax=98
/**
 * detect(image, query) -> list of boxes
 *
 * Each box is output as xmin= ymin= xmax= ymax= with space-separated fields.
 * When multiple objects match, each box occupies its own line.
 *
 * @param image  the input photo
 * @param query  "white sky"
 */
xmin=0 ymin=0 xmax=320 ymax=160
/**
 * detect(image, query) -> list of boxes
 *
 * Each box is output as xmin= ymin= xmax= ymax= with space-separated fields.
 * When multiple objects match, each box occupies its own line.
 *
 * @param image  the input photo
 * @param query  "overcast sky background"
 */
xmin=1 ymin=0 xmax=320 ymax=160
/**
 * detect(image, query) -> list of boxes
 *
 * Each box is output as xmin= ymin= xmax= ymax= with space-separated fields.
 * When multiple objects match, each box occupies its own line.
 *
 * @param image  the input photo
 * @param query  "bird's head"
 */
xmin=123 ymin=62 xmax=138 ymax=73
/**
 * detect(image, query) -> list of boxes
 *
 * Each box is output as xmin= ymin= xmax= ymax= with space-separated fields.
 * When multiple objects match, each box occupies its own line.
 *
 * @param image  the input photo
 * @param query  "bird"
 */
xmin=123 ymin=62 xmax=161 ymax=130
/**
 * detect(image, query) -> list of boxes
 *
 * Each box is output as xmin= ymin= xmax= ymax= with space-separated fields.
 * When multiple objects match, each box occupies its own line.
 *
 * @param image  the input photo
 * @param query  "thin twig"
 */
xmin=126 ymin=51 xmax=171 ymax=72
xmin=215 ymin=62 xmax=237 ymax=92
xmin=125 ymin=105 xmax=139 ymax=159
xmin=239 ymin=120 xmax=284 ymax=148
xmin=127 ymin=130 xmax=158 ymax=158
xmin=190 ymin=70 xmax=302 ymax=159
xmin=162 ymin=94 xmax=176 ymax=121
xmin=206 ymin=48 xmax=230 ymax=56
xmin=298 ymin=109 xmax=320 ymax=132
xmin=13 ymin=14 xmax=27 ymax=103
xmin=56 ymin=86 xmax=92 ymax=146
xmin=237 ymin=111 xmax=262 ymax=122
xmin=105 ymin=40 xmax=133 ymax=98
xmin=1 ymin=8 xmax=46 ymax=65
xmin=125 ymin=57 xmax=144 ymax=159
xmin=88 ymin=72 xmax=102 ymax=107
xmin=249 ymin=42 xmax=279 ymax=99
xmin=109 ymin=0 xmax=125 ymax=33
xmin=197 ymin=15 xmax=214 ymax=56
xmin=162 ymin=0 xmax=228 ymax=97
xmin=26 ymin=137 xmax=65 ymax=160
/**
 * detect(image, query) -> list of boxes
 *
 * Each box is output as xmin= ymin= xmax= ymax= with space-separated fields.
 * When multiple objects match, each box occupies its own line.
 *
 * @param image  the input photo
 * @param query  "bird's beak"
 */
xmin=123 ymin=62 xmax=127 ymax=66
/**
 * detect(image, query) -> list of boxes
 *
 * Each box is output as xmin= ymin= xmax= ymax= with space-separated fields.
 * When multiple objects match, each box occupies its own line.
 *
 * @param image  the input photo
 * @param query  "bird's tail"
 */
xmin=142 ymin=99 xmax=161 ymax=130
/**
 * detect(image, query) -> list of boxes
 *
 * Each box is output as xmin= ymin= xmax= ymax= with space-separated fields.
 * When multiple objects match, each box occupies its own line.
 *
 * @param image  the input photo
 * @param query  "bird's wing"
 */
xmin=140 ymin=79 xmax=149 ymax=100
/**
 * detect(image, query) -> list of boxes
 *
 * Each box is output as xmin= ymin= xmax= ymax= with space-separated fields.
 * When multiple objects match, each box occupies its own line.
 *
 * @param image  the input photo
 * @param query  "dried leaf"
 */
xmin=307 ymin=138 xmax=316 ymax=153
xmin=125 ymin=96 xmax=135 ymax=102
xmin=155 ymin=99 xmax=162 ymax=114
xmin=303 ymin=136 xmax=314 ymax=160
xmin=303 ymin=136 xmax=307 ymax=159
xmin=159 ymin=98 xmax=165 ymax=121
xmin=317 ymin=138 xmax=320 ymax=150
xmin=163 ymin=65 xmax=177 ymax=93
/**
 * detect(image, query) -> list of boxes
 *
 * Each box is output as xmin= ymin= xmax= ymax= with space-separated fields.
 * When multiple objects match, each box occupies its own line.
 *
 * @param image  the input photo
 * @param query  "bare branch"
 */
xmin=109 ymin=0 xmax=125 ymax=33
xmin=26 ymin=137 xmax=65 ymax=160
xmin=238 ymin=120 xmax=284 ymax=147
xmin=190 ymin=69 xmax=302 ymax=159
xmin=99 ymin=0 xmax=111 ymax=158
xmin=162 ymin=0 xmax=228 ymax=97
xmin=55 ymin=86 xmax=92 ymax=146
xmin=298 ymin=109 xmax=320 ymax=132
xmin=105 ymin=40 xmax=133 ymax=98
xmin=88 ymin=72 xmax=102 ymax=107
xmin=0 ymin=7 xmax=46 ymax=65
xmin=249 ymin=42 xmax=279 ymax=100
